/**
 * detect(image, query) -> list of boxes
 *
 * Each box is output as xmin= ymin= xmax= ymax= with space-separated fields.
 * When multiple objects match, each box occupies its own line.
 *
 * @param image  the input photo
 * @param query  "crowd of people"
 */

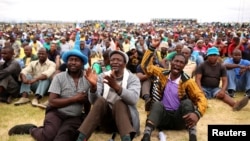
xmin=1 ymin=19 xmax=250 ymax=141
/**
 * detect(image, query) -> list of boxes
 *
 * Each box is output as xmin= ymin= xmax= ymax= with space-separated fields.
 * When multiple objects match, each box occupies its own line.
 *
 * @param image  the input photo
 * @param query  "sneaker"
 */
xmin=141 ymin=134 xmax=150 ymax=141
xmin=36 ymin=103 xmax=47 ymax=109
xmin=233 ymin=96 xmax=249 ymax=111
xmin=158 ymin=131 xmax=167 ymax=141
xmin=8 ymin=124 xmax=37 ymax=135
xmin=227 ymin=90 xmax=235 ymax=98
xmin=31 ymin=98 xmax=39 ymax=106
xmin=189 ymin=134 xmax=197 ymax=141
xmin=244 ymin=90 xmax=250 ymax=98
xmin=14 ymin=97 xmax=30 ymax=106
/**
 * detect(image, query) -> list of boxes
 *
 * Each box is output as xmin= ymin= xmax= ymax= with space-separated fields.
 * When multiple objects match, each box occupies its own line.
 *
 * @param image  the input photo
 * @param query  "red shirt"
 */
xmin=228 ymin=43 xmax=244 ymax=55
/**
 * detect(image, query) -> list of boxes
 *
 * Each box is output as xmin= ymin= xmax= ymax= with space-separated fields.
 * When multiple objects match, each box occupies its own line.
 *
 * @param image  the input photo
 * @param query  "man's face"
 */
xmin=1 ymin=48 xmax=13 ymax=61
xmin=38 ymin=49 xmax=48 ymax=62
xmin=170 ymin=55 xmax=186 ymax=76
xmin=24 ymin=46 xmax=32 ymax=57
xmin=80 ymin=41 xmax=85 ymax=49
xmin=181 ymin=48 xmax=191 ymax=59
xmin=67 ymin=56 xmax=83 ymax=72
xmin=50 ymin=43 xmax=57 ymax=51
xmin=207 ymin=55 xmax=218 ymax=64
xmin=232 ymin=51 xmax=242 ymax=63
xmin=110 ymin=54 xmax=126 ymax=73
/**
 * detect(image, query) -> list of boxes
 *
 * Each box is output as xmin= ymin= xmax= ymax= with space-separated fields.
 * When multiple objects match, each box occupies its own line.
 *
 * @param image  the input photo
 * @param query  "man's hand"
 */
xmin=103 ymin=70 xmax=120 ymax=93
xmin=216 ymin=90 xmax=226 ymax=99
xmin=29 ymin=78 xmax=38 ymax=84
xmin=74 ymin=92 xmax=88 ymax=103
xmin=22 ymin=79 xmax=30 ymax=84
xmin=151 ymin=37 xmax=161 ymax=48
xmin=183 ymin=112 xmax=199 ymax=129
xmin=85 ymin=68 xmax=97 ymax=88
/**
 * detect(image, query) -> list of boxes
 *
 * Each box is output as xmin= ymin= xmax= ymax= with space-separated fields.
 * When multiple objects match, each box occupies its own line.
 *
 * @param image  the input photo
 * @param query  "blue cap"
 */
xmin=206 ymin=47 xmax=219 ymax=56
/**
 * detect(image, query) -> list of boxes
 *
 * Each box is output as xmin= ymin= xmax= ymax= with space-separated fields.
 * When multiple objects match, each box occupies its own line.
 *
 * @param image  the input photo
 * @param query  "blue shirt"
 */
xmin=224 ymin=58 xmax=250 ymax=79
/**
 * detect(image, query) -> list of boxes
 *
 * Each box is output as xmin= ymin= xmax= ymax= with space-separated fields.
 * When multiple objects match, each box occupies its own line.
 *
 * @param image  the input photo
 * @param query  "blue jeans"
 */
xmin=20 ymin=74 xmax=51 ymax=97
xmin=227 ymin=69 xmax=250 ymax=92
xmin=202 ymin=87 xmax=221 ymax=99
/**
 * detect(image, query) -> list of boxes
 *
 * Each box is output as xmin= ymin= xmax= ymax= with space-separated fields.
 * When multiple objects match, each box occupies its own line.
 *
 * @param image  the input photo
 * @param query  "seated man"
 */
xmin=19 ymin=44 xmax=38 ymax=68
xmin=223 ymin=49 xmax=250 ymax=97
xmin=47 ymin=42 xmax=61 ymax=70
xmin=76 ymin=50 xmax=141 ymax=141
xmin=8 ymin=47 xmax=91 ymax=141
xmin=92 ymin=49 xmax=111 ymax=75
xmin=0 ymin=47 xmax=21 ymax=104
xmin=195 ymin=47 xmax=248 ymax=111
xmin=126 ymin=47 xmax=143 ymax=73
xmin=14 ymin=48 xmax=56 ymax=107
xmin=140 ymin=38 xmax=208 ymax=141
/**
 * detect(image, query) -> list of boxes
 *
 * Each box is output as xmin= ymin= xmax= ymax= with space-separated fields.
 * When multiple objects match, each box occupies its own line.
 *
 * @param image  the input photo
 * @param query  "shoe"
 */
xmin=158 ymin=131 xmax=167 ymax=141
xmin=36 ymin=103 xmax=47 ymax=109
xmin=0 ymin=97 xmax=7 ymax=103
xmin=36 ymin=100 xmax=49 ymax=109
xmin=14 ymin=97 xmax=30 ymax=106
xmin=227 ymin=90 xmax=235 ymax=98
xmin=31 ymin=98 xmax=39 ymax=106
xmin=141 ymin=133 xmax=150 ymax=141
xmin=233 ymin=96 xmax=249 ymax=111
xmin=244 ymin=90 xmax=250 ymax=98
xmin=6 ymin=96 xmax=12 ymax=104
xmin=8 ymin=124 xmax=37 ymax=135
xmin=189 ymin=134 xmax=197 ymax=141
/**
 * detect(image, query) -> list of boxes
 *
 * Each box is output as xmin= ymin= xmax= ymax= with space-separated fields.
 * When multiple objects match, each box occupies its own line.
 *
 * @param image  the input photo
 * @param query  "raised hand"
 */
xmin=85 ymin=68 xmax=97 ymax=87
xmin=103 ymin=70 xmax=120 ymax=92
xmin=151 ymin=36 xmax=161 ymax=48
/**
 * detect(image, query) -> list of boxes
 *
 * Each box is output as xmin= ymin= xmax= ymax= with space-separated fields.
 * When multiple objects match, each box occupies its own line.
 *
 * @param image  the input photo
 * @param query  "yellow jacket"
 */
xmin=141 ymin=47 xmax=207 ymax=117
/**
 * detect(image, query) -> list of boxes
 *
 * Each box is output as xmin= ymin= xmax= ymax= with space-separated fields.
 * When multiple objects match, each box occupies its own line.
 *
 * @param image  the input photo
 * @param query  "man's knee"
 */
xmin=113 ymin=99 xmax=126 ymax=110
xmin=150 ymin=101 xmax=163 ymax=112
xmin=93 ymin=97 xmax=106 ymax=107
xmin=180 ymin=99 xmax=195 ymax=114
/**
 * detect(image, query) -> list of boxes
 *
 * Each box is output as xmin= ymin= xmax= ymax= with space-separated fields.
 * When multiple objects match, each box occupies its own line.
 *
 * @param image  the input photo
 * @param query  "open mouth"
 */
xmin=172 ymin=67 xmax=180 ymax=73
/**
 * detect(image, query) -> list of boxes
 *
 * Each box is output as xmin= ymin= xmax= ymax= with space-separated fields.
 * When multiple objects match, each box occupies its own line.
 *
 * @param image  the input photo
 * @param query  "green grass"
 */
xmin=1 ymin=93 xmax=250 ymax=141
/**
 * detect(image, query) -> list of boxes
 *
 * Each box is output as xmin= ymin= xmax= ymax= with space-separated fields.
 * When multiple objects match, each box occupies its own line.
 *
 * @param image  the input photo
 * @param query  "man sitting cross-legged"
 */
xmin=8 ymin=46 xmax=91 ymax=141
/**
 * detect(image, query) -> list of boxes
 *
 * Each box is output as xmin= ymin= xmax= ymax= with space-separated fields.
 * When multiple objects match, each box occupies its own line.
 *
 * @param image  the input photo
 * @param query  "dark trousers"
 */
xmin=148 ymin=99 xmax=195 ymax=130
xmin=31 ymin=107 xmax=82 ymax=141
xmin=78 ymin=97 xmax=135 ymax=139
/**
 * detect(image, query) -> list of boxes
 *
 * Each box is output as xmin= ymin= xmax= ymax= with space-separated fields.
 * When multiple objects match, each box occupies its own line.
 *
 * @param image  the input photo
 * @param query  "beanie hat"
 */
xmin=109 ymin=50 xmax=129 ymax=64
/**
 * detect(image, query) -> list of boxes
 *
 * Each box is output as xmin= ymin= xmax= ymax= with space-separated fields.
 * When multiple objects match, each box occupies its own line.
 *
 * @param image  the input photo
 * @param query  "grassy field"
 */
xmin=0 ymin=93 xmax=250 ymax=141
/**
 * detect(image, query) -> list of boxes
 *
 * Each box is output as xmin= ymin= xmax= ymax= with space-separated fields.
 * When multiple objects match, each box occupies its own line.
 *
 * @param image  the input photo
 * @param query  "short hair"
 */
xmin=172 ymin=53 xmax=188 ymax=64
xmin=103 ymin=50 xmax=111 ymax=59
xmin=2 ymin=46 xmax=14 ymax=53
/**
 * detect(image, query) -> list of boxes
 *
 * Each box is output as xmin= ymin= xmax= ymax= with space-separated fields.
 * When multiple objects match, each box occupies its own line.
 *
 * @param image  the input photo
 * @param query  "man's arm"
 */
xmin=41 ymin=61 xmax=56 ymax=78
xmin=195 ymin=74 xmax=203 ymax=91
xmin=48 ymin=75 xmax=87 ymax=108
xmin=221 ymin=76 xmax=228 ymax=92
xmin=0 ymin=61 xmax=20 ymax=80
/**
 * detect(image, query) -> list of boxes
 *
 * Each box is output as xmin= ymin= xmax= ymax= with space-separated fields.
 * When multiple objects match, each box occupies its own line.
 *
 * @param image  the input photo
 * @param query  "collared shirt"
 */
xmin=21 ymin=58 xmax=56 ymax=78
xmin=48 ymin=71 xmax=90 ymax=116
